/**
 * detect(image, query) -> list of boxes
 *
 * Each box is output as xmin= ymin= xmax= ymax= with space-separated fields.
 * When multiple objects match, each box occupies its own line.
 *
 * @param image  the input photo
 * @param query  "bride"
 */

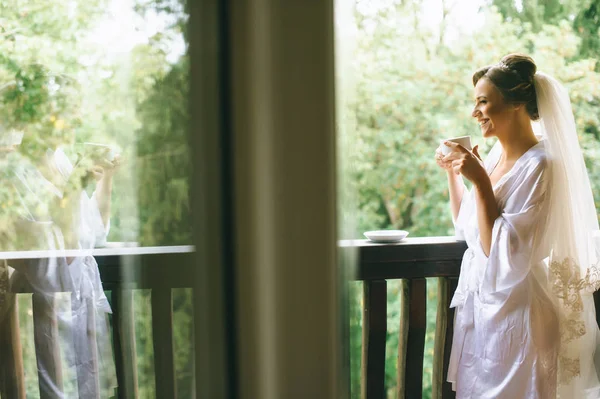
xmin=436 ymin=53 xmax=600 ymax=398
xmin=0 ymin=142 xmax=118 ymax=398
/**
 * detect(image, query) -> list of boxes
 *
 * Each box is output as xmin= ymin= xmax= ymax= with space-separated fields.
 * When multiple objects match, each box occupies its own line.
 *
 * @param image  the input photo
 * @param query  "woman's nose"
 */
xmin=471 ymin=107 xmax=480 ymax=118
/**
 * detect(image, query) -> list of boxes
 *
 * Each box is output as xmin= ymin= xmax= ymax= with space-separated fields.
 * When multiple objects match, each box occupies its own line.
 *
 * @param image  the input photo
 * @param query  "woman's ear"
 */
xmin=513 ymin=103 xmax=525 ymax=112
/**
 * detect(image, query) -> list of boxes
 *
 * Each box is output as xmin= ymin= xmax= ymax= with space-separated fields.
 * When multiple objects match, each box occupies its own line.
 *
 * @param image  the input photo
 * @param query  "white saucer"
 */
xmin=364 ymin=230 xmax=409 ymax=243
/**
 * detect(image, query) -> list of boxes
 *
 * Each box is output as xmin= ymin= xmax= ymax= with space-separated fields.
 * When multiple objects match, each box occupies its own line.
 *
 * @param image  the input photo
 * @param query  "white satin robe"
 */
xmin=7 ymin=149 xmax=117 ymax=398
xmin=448 ymin=140 xmax=561 ymax=398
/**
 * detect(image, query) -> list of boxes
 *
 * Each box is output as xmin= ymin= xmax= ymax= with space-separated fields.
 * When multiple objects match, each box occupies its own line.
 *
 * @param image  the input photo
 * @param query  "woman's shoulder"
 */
xmin=522 ymin=140 xmax=548 ymax=171
xmin=504 ymin=141 xmax=547 ymax=190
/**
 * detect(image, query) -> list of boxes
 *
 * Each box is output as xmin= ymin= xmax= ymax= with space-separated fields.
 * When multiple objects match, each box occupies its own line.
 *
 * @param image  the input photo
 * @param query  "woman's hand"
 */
xmin=78 ymin=150 xmax=122 ymax=184
xmin=435 ymin=147 xmax=454 ymax=171
xmin=93 ymin=152 xmax=122 ymax=227
xmin=92 ymin=153 xmax=122 ymax=181
xmin=442 ymin=142 xmax=488 ymax=186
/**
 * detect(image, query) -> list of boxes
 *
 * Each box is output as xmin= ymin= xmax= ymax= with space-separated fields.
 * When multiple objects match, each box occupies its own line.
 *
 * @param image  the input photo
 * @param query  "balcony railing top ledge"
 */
xmin=0 ymin=244 xmax=195 ymax=260
xmin=339 ymin=236 xmax=468 ymax=281
xmin=1 ymin=244 xmax=196 ymax=291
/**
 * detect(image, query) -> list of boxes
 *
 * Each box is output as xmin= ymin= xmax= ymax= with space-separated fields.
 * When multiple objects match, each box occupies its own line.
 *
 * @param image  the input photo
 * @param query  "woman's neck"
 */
xmin=497 ymin=121 xmax=539 ymax=163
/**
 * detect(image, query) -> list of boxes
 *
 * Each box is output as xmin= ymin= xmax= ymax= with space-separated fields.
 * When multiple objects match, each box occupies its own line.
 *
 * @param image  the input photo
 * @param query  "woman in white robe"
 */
xmin=436 ymin=54 xmax=600 ymax=398
xmin=4 ymin=147 xmax=118 ymax=398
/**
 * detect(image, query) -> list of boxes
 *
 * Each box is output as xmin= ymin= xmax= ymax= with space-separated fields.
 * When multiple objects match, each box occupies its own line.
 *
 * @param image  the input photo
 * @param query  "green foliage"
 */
xmin=346 ymin=1 xmax=600 ymax=397
xmin=491 ymin=0 xmax=600 ymax=59
xmin=573 ymin=0 xmax=600 ymax=59
xmin=346 ymin=2 xmax=600 ymax=240
xmin=136 ymin=60 xmax=191 ymax=246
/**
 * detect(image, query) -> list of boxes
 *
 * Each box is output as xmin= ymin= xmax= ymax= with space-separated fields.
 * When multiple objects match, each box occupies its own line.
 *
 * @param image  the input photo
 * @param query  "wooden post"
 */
xmin=361 ymin=280 xmax=387 ymax=399
xmin=0 ymin=296 xmax=25 ymax=399
xmin=33 ymin=293 xmax=65 ymax=399
xmin=432 ymin=278 xmax=448 ymax=399
xmin=151 ymin=288 xmax=176 ymax=398
xmin=396 ymin=279 xmax=409 ymax=399
xmin=112 ymin=290 xmax=139 ymax=399
xmin=442 ymin=279 xmax=458 ymax=399
xmin=397 ymin=279 xmax=426 ymax=399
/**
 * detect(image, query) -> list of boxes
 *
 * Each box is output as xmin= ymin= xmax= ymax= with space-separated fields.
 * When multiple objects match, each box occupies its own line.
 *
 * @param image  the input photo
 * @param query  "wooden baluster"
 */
xmin=112 ymin=290 xmax=139 ymax=399
xmin=361 ymin=280 xmax=387 ymax=399
xmin=396 ymin=279 xmax=409 ymax=399
xmin=397 ymin=279 xmax=426 ymax=399
xmin=32 ymin=293 xmax=64 ymax=399
xmin=0 ymin=296 xmax=26 ymax=399
xmin=151 ymin=288 xmax=176 ymax=398
xmin=442 ymin=279 xmax=458 ymax=399
xmin=432 ymin=278 xmax=448 ymax=399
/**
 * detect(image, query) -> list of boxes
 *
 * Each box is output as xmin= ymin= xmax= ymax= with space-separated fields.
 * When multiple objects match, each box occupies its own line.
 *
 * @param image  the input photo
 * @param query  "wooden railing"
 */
xmin=341 ymin=237 xmax=468 ymax=399
xmin=343 ymin=237 xmax=600 ymax=399
xmin=0 ymin=239 xmax=476 ymax=399
xmin=0 ymin=245 xmax=195 ymax=399
xmin=6 ymin=239 xmax=600 ymax=399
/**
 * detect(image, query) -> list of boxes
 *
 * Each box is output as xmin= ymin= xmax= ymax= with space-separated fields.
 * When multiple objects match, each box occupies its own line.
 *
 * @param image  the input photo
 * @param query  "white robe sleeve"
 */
xmin=480 ymin=158 xmax=549 ymax=295
xmin=455 ymin=142 xmax=502 ymax=242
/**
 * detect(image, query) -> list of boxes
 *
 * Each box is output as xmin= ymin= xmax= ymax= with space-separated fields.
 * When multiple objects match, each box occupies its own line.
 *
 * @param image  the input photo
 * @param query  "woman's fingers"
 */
xmin=452 ymin=159 xmax=463 ymax=175
xmin=443 ymin=151 xmax=463 ymax=162
xmin=443 ymin=141 xmax=468 ymax=153
xmin=435 ymin=150 xmax=453 ymax=170
xmin=91 ymin=166 xmax=104 ymax=181
xmin=452 ymin=162 xmax=463 ymax=175
xmin=472 ymin=144 xmax=482 ymax=161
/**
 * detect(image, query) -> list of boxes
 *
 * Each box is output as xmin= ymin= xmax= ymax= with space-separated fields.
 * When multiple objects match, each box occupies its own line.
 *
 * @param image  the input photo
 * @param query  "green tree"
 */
xmin=573 ymin=0 xmax=600 ymax=58
xmin=347 ymin=2 xmax=600 ymax=397
xmin=491 ymin=0 xmax=600 ymax=59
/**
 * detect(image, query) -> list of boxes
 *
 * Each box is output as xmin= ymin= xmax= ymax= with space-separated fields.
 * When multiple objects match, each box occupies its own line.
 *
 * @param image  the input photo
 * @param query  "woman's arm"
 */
xmin=443 ymin=141 xmax=498 ymax=255
xmin=447 ymin=171 xmax=465 ymax=222
xmin=94 ymin=154 xmax=121 ymax=228
xmin=95 ymin=173 xmax=113 ymax=228
xmin=437 ymin=146 xmax=465 ymax=221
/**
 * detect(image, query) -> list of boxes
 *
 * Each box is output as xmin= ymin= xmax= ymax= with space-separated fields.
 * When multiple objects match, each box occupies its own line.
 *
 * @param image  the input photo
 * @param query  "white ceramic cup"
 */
xmin=439 ymin=136 xmax=472 ymax=155
xmin=83 ymin=142 xmax=118 ymax=162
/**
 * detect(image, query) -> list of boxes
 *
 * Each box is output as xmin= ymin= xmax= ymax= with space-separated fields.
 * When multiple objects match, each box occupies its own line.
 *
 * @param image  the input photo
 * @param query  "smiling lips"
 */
xmin=478 ymin=119 xmax=490 ymax=128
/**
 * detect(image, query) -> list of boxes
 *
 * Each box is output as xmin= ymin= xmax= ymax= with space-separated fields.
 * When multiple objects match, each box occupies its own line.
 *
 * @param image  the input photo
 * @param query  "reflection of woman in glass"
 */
xmin=436 ymin=54 xmax=600 ymax=398
xmin=0 ymin=131 xmax=22 ymax=330
xmin=2 ymin=131 xmax=119 ymax=397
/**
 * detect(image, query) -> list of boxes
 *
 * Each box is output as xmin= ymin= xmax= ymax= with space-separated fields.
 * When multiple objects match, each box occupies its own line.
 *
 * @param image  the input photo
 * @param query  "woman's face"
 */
xmin=471 ymin=77 xmax=515 ymax=138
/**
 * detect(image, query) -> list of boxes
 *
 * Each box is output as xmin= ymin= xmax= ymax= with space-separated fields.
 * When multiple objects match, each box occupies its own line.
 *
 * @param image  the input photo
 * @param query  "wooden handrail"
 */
xmin=340 ymin=237 xmax=467 ymax=281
